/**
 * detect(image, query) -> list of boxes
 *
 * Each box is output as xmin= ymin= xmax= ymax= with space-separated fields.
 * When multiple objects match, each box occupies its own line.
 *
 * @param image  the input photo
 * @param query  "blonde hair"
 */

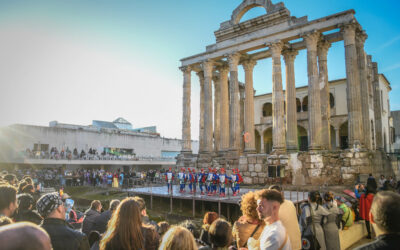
xmin=240 ymin=191 xmax=261 ymax=222
xmin=159 ymin=226 xmax=197 ymax=250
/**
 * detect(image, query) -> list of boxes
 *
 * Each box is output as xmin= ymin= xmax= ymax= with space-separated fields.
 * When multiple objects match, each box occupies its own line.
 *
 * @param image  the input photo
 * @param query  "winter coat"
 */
xmin=41 ymin=218 xmax=90 ymax=250
xmin=14 ymin=210 xmax=42 ymax=225
xmin=82 ymin=209 xmax=101 ymax=236
xmin=359 ymin=193 xmax=374 ymax=221
xmin=92 ymin=210 xmax=112 ymax=234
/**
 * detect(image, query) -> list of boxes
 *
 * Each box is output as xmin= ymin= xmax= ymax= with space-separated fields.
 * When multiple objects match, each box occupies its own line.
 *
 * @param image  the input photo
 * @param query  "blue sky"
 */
xmin=0 ymin=0 xmax=399 ymax=139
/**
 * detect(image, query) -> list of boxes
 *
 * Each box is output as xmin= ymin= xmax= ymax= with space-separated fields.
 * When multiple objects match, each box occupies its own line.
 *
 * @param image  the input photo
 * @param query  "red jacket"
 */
xmin=359 ymin=193 xmax=374 ymax=221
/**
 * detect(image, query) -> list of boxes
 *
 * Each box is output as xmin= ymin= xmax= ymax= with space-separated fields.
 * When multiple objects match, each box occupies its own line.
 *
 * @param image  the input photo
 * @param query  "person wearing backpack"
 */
xmin=322 ymin=192 xmax=340 ymax=250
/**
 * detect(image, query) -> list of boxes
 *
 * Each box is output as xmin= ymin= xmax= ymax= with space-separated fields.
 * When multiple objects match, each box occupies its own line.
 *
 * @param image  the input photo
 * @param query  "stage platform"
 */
xmin=125 ymin=184 xmax=308 ymax=204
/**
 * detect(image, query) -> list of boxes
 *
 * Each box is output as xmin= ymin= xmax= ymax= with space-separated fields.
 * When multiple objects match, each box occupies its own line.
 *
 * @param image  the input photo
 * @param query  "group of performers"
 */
xmin=164 ymin=167 xmax=243 ymax=197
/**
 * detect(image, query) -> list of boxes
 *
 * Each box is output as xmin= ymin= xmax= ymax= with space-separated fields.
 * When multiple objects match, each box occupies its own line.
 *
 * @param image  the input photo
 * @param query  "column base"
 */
xmin=286 ymin=145 xmax=298 ymax=152
xmin=271 ymin=146 xmax=286 ymax=155
xmin=244 ymin=148 xmax=257 ymax=154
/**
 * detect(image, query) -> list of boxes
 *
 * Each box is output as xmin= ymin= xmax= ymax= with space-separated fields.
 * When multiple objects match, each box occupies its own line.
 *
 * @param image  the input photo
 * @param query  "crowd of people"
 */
xmin=23 ymin=146 xmax=137 ymax=161
xmin=0 ymin=169 xmax=400 ymax=250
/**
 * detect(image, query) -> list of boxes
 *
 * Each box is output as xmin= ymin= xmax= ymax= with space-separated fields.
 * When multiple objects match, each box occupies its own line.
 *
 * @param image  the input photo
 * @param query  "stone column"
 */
xmin=283 ymin=49 xmax=298 ymax=152
xmin=335 ymin=127 xmax=340 ymax=149
xmin=318 ymin=39 xmax=331 ymax=150
xmin=269 ymin=42 xmax=286 ymax=153
xmin=367 ymin=55 xmax=376 ymax=150
xmin=202 ymin=60 xmax=214 ymax=153
xmin=356 ymin=31 xmax=371 ymax=150
xmin=239 ymin=85 xmax=245 ymax=153
xmin=218 ymin=66 xmax=230 ymax=152
xmin=213 ymin=74 xmax=221 ymax=153
xmin=342 ymin=23 xmax=364 ymax=148
xmin=228 ymin=53 xmax=241 ymax=153
xmin=304 ymin=31 xmax=323 ymax=151
xmin=242 ymin=59 xmax=257 ymax=153
xmin=180 ymin=66 xmax=192 ymax=152
xmin=260 ymin=132 xmax=265 ymax=153
xmin=197 ymin=71 xmax=205 ymax=153
xmin=372 ymin=62 xmax=383 ymax=150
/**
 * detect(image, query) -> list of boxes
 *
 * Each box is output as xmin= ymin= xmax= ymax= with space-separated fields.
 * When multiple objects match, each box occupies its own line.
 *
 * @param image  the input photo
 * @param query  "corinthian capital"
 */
xmin=341 ymin=21 xmax=358 ymax=46
xmin=227 ymin=52 xmax=241 ymax=71
xmin=282 ymin=49 xmax=298 ymax=64
xmin=303 ymin=31 xmax=320 ymax=51
xmin=267 ymin=41 xmax=283 ymax=58
xmin=317 ymin=39 xmax=331 ymax=59
xmin=201 ymin=60 xmax=214 ymax=77
xmin=242 ymin=59 xmax=257 ymax=72
xmin=179 ymin=65 xmax=191 ymax=74
xmin=355 ymin=30 xmax=368 ymax=47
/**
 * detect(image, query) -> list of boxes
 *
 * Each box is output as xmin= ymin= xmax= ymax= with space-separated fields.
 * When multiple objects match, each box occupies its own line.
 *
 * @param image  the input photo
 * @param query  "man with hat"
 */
xmin=37 ymin=192 xmax=90 ymax=250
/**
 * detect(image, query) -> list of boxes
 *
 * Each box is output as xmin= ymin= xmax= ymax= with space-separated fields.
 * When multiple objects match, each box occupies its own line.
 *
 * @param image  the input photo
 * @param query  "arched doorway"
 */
xmin=255 ymin=130 xmax=261 ymax=153
xmin=298 ymin=126 xmax=308 ymax=151
xmin=339 ymin=121 xmax=348 ymax=149
xmin=262 ymin=103 xmax=272 ymax=117
xmin=302 ymin=96 xmax=308 ymax=112
xmin=296 ymin=98 xmax=301 ymax=112
xmin=264 ymin=128 xmax=273 ymax=154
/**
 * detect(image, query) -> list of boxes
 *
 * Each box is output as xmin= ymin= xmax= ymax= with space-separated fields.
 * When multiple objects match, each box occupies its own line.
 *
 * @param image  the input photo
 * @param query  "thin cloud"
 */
xmin=377 ymin=35 xmax=400 ymax=51
xmin=381 ymin=63 xmax=400 ymax=73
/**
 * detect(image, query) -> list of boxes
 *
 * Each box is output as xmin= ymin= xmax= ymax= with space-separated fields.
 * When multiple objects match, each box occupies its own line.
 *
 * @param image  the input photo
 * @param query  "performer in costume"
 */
xmin=188 ymin=169 xmax=194 ymax=193
xmin=218 ymin=168 xmax=229 ymax=197
xmin=112 ymin=172 xmax=119 ymax=188
xmin=235 ymin=168 xmax=243 ymax=195
xmin=198 ymin=168 xmax=206 ymax=195
xmin=230 ymin=169 xmax=238 ymax=196
xmin=206 ymin=167 xmax=213 ymax=195
xmin=210 ymin=168 xmax=219 ymax=196
xmin=191 ymin=168 xmax=197 ymax=194
xmin=178 ymin=168 xmax=187 ymax=193
xmin=165 ymin=167 xmax=174 ymax=193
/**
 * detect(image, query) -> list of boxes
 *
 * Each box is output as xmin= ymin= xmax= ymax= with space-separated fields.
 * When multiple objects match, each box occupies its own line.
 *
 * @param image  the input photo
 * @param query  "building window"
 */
xmin=268 ymin=165 xmax=285 ymax=177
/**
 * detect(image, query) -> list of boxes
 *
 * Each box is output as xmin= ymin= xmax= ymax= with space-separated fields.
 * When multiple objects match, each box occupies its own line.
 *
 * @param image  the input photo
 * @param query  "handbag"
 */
xmin=242 ymin=223 xmax=261 ymax=248
xmin=301 ymin=204 xmax=321 ymax=250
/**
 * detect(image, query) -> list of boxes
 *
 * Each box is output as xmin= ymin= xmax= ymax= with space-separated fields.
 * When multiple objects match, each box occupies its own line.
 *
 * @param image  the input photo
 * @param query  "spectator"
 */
xmin=0 ymin=216 xmax=13 ymax=226
xmin=335 ymin=196 xmax=354 ymax=229
xmin=232 ymin=191 xmax=265 ymax=249
xmin=378 ymin=175 xmax=386 ymax=190
xmin=355 ymin=191 xmax=400 ymax=250
xmin=82 ymin=200 xmax=102 ymax=236
xmin=158 ymin=221 xmax=170 ymax=238
xmin=256 ymin=189 xmax=291 ymax=250
xmin=14 ymin=193 xmax=42 ymax=225
xmin=269 ymin=185 xmax=301 ymax=250
xmin=88 ymin=231 xmax=101 ymax=250
xmin=4 ymin=174 xmax=17 ymax=186
xmin=356 ymin=178 xmax=377 ymax=239
xmin=0 ymin=222 xmax=52 ymax=250
xmin=37 ymin=192 xmax=90 ymax=250
xmin=322 ymin=192 xmax=340 ymax=250
xmin=180 ymin=220 xmax=200 ymax=239
xmin=133 ymin=196 xmax=158 ymax=229
xmin=100 ymin=197 xmax=159 ymax=250
xmin=159 ymin=226 xmax=198 ymax=250
xmin=299 ymin=191 xmax=328 ymax=250
xmin=0 ymin=184 xmax=18 ymax=218
xmin=199 ymin=212 xmax=219 ymax=246
xmin=93 ymin=199 xmax=120 ymax=234
xmin=199 ymin=219 xmax=232 ymax=250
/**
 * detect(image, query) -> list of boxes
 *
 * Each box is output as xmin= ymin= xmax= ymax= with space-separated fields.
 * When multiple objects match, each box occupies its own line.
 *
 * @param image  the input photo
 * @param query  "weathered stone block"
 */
xmin=248 ymin=157 xmax=257 ymax=164
xmin=239 ymin=157 xmax=248 ymax=164
xmin=248 ymin=164 xmax=255 ymax=172
xmin=258 ymin=172 xmax=267 ymax=178
xmin=252 ymin=177 xmax=259 ymax=184
xmin=350 ymin=158 xmax=370 ymax=166
xmin=243 ymin=177 xmax=253 ymax=185
xmin=255 ymin=164 xmax=262 ymax=172
xmin=280 ymin=159 xmax=288 ymax=165
xmin=239 ymin=164 xmax=248 ymax=172
xmin=256 ymin=157 xmax=265 ymax=164
xmin=244 ymin=171 xmax=251 ymax=177
xmin=251 ymin=172 xmax=258 ymax=177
